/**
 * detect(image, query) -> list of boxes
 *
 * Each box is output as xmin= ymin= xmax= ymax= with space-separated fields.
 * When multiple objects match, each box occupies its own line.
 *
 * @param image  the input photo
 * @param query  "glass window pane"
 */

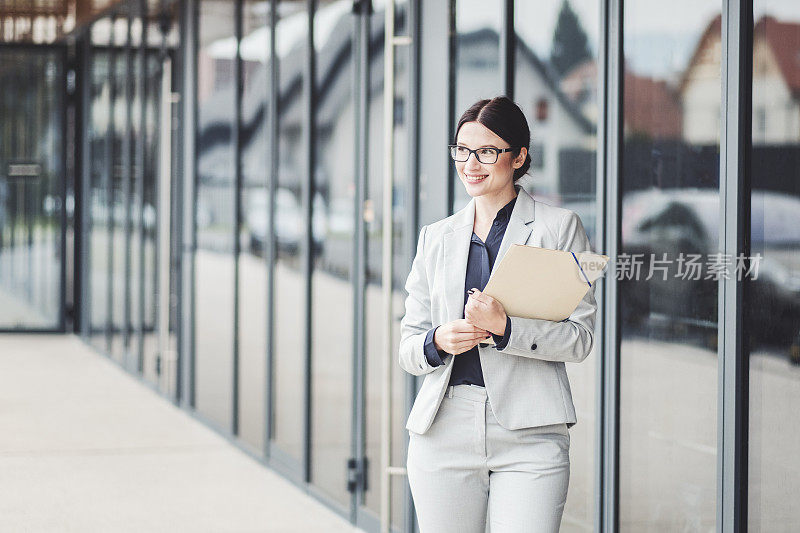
xmin=238 ymin=0 xmax=271 ymax=455
xmin=196 ymin=0 xmax=237 ymax=431
xmin=365 ymin=1 xmax=411 ymax=529
xmin=89 ymin=18 xmax=113 ymax=350
xmin=141 ymin=48 xmax=160 ymax=384
xmin=0 ymin=49 xmax=63 ymax=329
xmin=748 ymin=3 xmax=800 ymax=530
xmin=310 ymin=0 xmax=355 ymax=508
xmin=129 ymin=6 xmax=144 ymax=373
xmin=452 ymin=0 xmax=503 ymax=211
xmin=619 ymin=3 xmax=721 ymax=530
xmin=514 ymin=1 xmax=600 ymax=528
xmin=110 ymin=14 xmax=129 ymax=364
xmin=272 ymin=0 xmax=308 ymax=463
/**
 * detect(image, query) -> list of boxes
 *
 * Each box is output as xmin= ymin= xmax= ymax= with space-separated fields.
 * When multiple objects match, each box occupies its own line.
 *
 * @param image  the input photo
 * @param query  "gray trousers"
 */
xmin=407 ymin=384 xmax=570 ymax=533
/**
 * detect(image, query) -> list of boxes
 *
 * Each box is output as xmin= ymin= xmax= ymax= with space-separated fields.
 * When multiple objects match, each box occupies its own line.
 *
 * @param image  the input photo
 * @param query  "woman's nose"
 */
xmin=465 ymin=153 xmax=482 ymax=169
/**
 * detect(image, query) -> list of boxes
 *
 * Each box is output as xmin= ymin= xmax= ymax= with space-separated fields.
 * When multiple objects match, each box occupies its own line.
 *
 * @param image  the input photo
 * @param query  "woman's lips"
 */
xmin=465 ymin=174 xmax=488 ymax=182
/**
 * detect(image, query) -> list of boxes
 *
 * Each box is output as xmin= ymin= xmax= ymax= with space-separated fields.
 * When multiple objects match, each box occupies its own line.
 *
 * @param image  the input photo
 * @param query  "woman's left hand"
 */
xmin=464 ymin=289 xmax=507 ymax=336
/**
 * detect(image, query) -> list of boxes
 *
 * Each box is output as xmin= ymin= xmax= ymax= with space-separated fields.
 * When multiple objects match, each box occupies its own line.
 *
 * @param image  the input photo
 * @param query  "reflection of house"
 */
xmin=453 ymin=27 xmax=595 ymax=203
xmin=624 ymin=71 xmax=682 ymax=139
xmin=562 ymin=58 xmax=683 ymax=140
xmin=202 ymin=14 xmax=598 ymax=216
xmin=196 ymin=4 xmax=385 ymax=227
xmin=681 ymin=15 xmax=800 ymax=145
xmin=513 ymin=34 xmax=595 ymax=199
xmin=678 ymin=15 xmax=722 ymax=144
xmin=560 ymin=59 xmax=598 ymax=123
xmin=752 ymin=16 xmax=800 ymax=144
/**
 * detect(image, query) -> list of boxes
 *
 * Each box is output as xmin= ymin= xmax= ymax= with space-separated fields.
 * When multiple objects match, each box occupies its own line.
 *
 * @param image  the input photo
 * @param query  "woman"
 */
xmin=399 ymin=96 xmax=597 ymax=533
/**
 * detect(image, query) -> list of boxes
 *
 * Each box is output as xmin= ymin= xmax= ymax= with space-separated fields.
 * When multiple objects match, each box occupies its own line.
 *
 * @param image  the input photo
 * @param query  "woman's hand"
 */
xmin=433 ymin=319 xmax=491 ymax=355
xmin=464 ymin=289 xmax=508 ymax=336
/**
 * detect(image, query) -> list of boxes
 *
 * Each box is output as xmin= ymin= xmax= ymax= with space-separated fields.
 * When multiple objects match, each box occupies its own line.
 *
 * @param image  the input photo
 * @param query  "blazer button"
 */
xmin=531 ymin=343 xmax=537 ymax=350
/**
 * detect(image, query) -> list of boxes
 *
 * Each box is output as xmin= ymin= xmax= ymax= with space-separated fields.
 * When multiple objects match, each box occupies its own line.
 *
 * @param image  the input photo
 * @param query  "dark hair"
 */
xmin=453 ymin=96 xmax=531 ymax=182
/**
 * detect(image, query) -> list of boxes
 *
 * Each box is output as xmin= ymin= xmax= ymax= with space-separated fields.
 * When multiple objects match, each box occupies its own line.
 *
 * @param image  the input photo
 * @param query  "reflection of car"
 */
xmin=245 ymin=188 xmax=325 ymax=256
xmin=620 ymin=188 xmax=800 ymax=355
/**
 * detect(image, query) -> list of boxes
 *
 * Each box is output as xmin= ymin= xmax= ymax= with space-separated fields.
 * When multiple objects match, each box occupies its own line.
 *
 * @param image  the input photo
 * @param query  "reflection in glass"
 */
xmin=310 ymin=0 xmax=355 ymax=507
xmin=129 ymin=6 xmax=143 ymax=374
xmin=748 ymin=3 xmax=800 ymax=530
xmin=0 ymin=49 xmax=63 ymax=329
xmin=364 ymin=0 xmax=410 ymax=528
xmin=452 ymin=0 xmax=503 ymax=211
xmin=272 ymin=0 xmax=308 ymax=464
xmin=141 ymin=49 xmax=160 ymax=385
xmin=237 ymin=0 xmax=271 ymax=454
xmin=619 ymin=3 xmax=721 ymax=530
xmin=514 ymin=1 xmax=600 ymax=528
xmin=110 ymin=14 xmax=129 ymax=364
xmin=89 ymin=19 xmax=113 ymax=349
xmin=195 ymin=0 xmax=236 ymax=430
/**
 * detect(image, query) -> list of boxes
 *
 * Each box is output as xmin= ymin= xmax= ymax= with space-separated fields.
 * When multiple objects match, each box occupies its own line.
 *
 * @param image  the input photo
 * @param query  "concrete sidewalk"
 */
xmin=0 ymin=335 xmax=361 ymax=533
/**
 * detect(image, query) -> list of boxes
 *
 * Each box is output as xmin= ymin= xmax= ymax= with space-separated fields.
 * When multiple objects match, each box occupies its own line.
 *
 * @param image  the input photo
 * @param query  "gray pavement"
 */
xmin=0 ymin=334 xmax=362 ymax=533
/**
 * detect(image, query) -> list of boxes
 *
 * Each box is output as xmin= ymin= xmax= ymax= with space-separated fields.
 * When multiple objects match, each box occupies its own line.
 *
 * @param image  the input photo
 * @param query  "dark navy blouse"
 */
xmin=422 ymin=195 xmax=516 ymax=386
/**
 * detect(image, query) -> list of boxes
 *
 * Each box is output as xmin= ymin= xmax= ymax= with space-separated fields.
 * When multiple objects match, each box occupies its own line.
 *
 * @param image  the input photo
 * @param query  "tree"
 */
xmin=549 ymin=0 xmax=592 ymax=79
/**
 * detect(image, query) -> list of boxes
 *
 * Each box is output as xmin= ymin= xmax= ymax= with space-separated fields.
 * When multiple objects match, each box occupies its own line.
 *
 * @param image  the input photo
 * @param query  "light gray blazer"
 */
xmin=399 ymin=185 xmax=598 ymax=435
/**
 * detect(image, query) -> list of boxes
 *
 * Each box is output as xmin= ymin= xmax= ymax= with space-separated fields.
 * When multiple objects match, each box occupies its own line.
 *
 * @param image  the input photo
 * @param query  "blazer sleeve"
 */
xmin=495 ymin=211 xmax=597 ymax=363
xmin=399 ymin=224 xmax=441 ymax=376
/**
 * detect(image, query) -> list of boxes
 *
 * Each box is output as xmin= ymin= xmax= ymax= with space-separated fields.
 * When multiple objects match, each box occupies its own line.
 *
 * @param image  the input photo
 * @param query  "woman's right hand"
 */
xmin=433 ymin=319 xmax=491 ymax=355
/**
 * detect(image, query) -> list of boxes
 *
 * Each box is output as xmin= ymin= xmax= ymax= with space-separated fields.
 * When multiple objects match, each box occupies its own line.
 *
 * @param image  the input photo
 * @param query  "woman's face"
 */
xmin=454 ymin=121 xmax=526 ymax=199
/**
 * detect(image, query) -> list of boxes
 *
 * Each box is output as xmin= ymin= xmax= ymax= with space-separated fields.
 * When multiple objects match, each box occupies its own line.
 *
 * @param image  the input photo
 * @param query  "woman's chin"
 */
xmin=462 ymin=178 xmax=491 ymax=194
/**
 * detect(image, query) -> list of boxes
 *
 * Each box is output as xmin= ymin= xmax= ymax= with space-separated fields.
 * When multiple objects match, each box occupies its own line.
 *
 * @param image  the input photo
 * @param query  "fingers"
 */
xmin=447 ymin=332 xmax=490 ymax=345
xmin=452 ymin=319 xmax=488 ymax=334
xmin=441 ymin=332 xmax=491 ymax=355
xmin=467 ymin=289 xmax=491 ymax=305
xmin=451 ymin=338 xmax=487 ymax=355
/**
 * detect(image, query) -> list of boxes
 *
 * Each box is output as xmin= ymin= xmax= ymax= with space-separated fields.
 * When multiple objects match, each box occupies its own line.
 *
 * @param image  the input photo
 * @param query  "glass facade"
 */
xmin=195 ymin=0 xmax=236 ymax=432
xmin=452 ymin=0 xmax=503 ymax=212
xmin=310 ymin=0 xmax=355 ymax=507
xmin=514 ymin=2 xmax=600 ymax=529
xmin=748 ymin=2 xmax=800 ymax=530
xmin=619 ymin=2 xmax=721 ymax=530
xmin=272 ymin=0 xmax=307 ymax=468
xmin=81 ymin=1 xmax=179 ymax=388
xmin=0 ymin=0 xmax=794 ymax=531
xmin=238 ymin=0 xmax=270 ymax=457
xmin=0 ymin=47 xmax=65 ymax=329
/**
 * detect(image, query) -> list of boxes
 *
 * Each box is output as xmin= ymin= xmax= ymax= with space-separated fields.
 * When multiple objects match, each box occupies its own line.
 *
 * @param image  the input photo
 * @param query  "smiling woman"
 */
xmin=401 ymin=96 xmax=597 ymax=533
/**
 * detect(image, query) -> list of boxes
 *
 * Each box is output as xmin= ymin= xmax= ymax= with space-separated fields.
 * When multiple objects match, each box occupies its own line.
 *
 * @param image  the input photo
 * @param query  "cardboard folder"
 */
xmin=481 ymin=245 xmax=609 ymax=323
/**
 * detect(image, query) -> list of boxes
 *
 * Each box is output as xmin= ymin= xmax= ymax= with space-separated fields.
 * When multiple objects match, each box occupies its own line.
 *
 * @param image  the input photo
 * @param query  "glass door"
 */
xmin=0 ymin=45 xmax=66 ymax=331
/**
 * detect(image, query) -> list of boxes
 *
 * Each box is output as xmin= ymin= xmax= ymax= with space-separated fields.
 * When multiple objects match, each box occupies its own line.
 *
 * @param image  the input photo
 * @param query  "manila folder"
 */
xmin=482 ymin=244 xmax=608 ymax=322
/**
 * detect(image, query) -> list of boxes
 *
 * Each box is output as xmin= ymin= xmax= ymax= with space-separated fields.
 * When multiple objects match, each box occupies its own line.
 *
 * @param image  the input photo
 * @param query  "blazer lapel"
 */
xmin=489 ymin=186 xmax=536 ymax=281
xmin=443 ymin=198 xmax=475 ymax=321
xmin=441 ymin=186 xmax=537 ymax=322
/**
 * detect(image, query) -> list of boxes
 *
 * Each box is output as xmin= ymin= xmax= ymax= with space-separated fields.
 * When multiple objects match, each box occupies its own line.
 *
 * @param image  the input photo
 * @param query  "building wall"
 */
xmin=60 ymin=1 xmax=800 ymax=532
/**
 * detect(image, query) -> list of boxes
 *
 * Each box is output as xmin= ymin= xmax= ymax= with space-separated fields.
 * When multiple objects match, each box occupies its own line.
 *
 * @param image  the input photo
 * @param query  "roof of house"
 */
xmin=623 ymin=71 xmax=683 ymax=138
xmin=758 ymin=15 xmax=800 ymax=96
xmin=681 ymin=14 xmax=800 ymax=96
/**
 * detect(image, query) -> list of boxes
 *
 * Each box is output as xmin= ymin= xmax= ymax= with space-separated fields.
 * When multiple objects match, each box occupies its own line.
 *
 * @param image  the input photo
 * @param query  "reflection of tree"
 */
xmin=549 ymin=0 xmax=592 ymax=79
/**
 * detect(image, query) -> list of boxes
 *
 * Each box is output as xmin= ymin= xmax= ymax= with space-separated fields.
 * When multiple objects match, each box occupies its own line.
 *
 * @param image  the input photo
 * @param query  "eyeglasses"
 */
xmin=448 ymin=144 xmax=515 ymax=164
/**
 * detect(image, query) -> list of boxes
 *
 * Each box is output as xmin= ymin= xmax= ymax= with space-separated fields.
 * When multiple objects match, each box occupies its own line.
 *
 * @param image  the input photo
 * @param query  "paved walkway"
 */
xmin=0 ymin=335 xmax=362 ymax=533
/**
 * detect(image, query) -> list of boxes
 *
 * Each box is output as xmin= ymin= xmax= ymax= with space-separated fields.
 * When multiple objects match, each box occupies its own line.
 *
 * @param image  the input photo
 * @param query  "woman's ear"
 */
xmin=514 ymin=147 xmax=528 ymax=169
